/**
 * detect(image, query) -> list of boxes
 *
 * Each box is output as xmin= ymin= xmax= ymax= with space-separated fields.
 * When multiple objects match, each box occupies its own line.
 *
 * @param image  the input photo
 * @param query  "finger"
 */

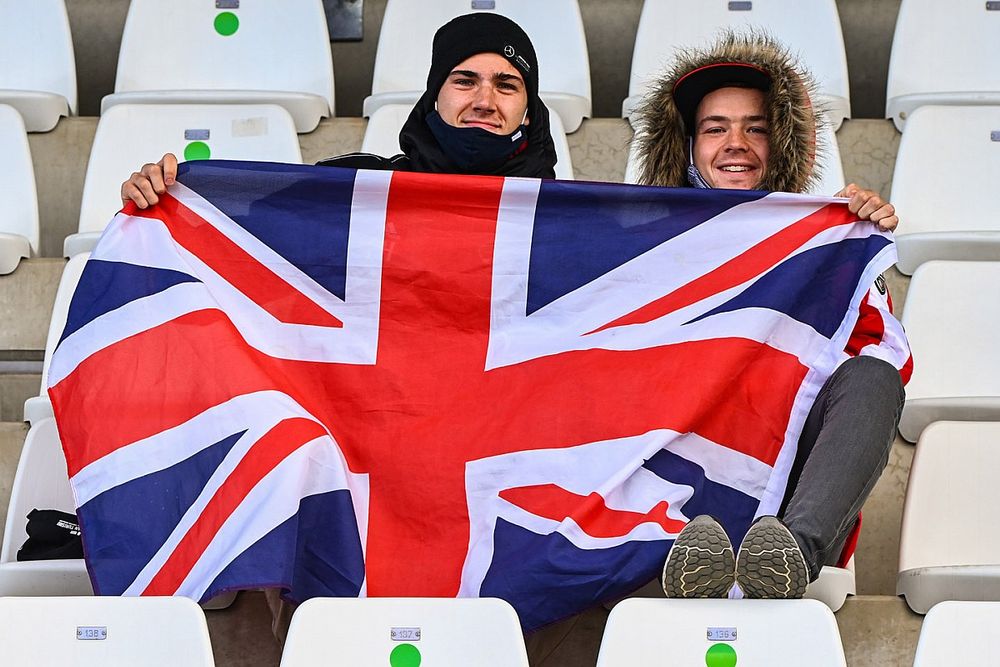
xmin=121 ymin=178 xmax=150 ymax=209
xmin=857 ymin=197 xmax=884 ymax=221
xmin=141 ymin=162 xmax=167 ymax=194
xmin=871 ymin=205 xmax=897 ymax=231
xmin=161 ymin=153 xmax=178 ymax=185
xmin=847 ymin=192 xmax=868 ymax=214
xmin=135 ymin=175 xmax=161 ymax=207
xmin=876 ymin=214 xmax=899 ymax=232
xmin=835 ymin=183 xmax=860 ymax=199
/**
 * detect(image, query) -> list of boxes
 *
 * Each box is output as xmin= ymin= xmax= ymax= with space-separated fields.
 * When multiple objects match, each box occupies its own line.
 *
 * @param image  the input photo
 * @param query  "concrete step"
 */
xmin=0 ymin=258 xmax=65 ymax=354
xmin=838 ymin=595 xmax=923 ymax=667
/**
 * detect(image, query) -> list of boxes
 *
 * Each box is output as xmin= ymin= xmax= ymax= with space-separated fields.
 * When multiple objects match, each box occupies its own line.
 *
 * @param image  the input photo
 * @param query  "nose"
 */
xmin=725 ymin=131 xmax=750 ymax=151
xmin=472 ymin=83 xmax=498 ymax=112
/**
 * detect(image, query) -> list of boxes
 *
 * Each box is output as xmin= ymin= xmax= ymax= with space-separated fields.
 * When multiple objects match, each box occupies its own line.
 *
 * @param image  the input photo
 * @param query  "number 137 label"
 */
xmin=391 ymin=627 xmax=421 ymax=641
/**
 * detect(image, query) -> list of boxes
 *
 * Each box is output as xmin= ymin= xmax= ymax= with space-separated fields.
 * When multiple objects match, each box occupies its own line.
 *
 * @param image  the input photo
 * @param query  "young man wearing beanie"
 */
xmin=116 ymin=11 xmax=561 ymax=646
xmin=631 ymin=31 xmax=910 ymax=600
xmin=120 ymin=12 xmax=557 ymax=207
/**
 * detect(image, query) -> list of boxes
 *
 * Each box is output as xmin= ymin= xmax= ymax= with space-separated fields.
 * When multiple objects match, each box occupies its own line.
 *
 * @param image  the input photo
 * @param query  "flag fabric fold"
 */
xmin=48 ymin=161 xmax=904 ymax=630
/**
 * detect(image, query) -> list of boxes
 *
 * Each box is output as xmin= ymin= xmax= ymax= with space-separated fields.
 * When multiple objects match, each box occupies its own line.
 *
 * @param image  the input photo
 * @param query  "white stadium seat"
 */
xmin=361 ymin=103 xmax=576 ymax=179
xmin=101 ymin=0 xmax=334 ymax=133
xmin=596 ymin=598 xmax=847 ymax=666
xmin=0 ymin=0 xmax=77 ymax=132
xmin=0 ymin=105 xmax=40 ymax=274
xmin=280 ymin=597 xmax=529 ymax=667
xmin=912 ymin=601 xmax=1000 ymax=665
xmin=0 ymin=596 xmax=215 ymax=666
xmin=65 ymin=103 xmax=302 ymax=257
xmin=897 ymin=262 xmax=1000 ymax=442
xmin=0 ymin=417 xmax=91 ymax=596
xmin=623 ymin=0 xmax=851 ymax=130
xmin=364 ymin=0 xmax=591 ymax=133
xmin=23 ymin=253 xmax=89 ymax=425
xmin=4 ymin=408 xmax=238 ymax=609
xmin=897 ymin=422 xmax=1000 ymax=614
xmin=805 ymin=557 xmax=855 ymax=612
xmin=886 ymin=0 xmax=1000 ymax=130
xmin=890 ymin=105 xmax=1000 ymax=275
xmin=624 ymin=121 xmax=845 ymax=194
xmin=359 ymin=104 xmax=414 ymax=158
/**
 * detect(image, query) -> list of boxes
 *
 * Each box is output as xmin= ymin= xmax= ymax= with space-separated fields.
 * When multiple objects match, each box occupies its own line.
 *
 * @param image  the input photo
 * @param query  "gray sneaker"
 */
xmin=661 ymin=515 xmax=735 ymax=598
xmin=735 ymin=516 xmax=809 ymax=599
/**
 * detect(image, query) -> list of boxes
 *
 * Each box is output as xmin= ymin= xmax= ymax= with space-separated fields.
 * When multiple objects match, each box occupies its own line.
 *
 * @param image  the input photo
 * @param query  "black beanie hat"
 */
xmin=425 ymin=13 xmax=540 ymax=103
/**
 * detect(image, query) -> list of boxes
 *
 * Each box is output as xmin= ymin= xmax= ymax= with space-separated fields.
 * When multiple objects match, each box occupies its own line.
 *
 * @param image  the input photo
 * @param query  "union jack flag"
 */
xmin=48 ymin=161 xmax=907 ymax=630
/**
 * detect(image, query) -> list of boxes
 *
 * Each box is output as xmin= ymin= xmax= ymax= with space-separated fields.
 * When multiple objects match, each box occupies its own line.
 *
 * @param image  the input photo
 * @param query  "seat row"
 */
xmin=1 ymin=595 xmax=997 ymax=666
xmin=6 ymin=98 xmax=997 ymax=277
xmin=5 ymin=0 xmax=999 ymax=135
xmin=893 ymin=258 xmax=1000 ymax=612
xmin=0 ymin=99 xmax=575 ymax=273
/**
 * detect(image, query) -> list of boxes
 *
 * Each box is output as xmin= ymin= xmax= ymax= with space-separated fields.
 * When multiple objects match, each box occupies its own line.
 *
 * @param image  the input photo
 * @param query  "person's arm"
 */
xmin=120 ymin=153 xmax=178 ymax=209
xmin=835 ymin=183 xmax=897 ymax=232
xmin=843 ymin=278 xmax=913 ymax=384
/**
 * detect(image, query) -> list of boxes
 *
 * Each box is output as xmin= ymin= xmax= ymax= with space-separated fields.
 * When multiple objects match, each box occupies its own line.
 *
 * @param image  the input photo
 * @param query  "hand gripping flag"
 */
xmin=48 ymin=161 xmax=909 ymax=630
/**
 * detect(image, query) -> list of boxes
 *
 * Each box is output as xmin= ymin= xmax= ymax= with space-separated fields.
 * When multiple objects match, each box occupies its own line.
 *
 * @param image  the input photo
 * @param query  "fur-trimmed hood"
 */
xmin=631 ymin=31 xmax=826 ymax=194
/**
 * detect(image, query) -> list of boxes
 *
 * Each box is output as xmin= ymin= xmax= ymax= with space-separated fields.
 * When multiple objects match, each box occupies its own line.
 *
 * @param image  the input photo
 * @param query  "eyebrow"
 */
xmin=698 ymin=114 xmax=768 ymax=127
xmin=448 ymin=69 xmax=524 ymax=85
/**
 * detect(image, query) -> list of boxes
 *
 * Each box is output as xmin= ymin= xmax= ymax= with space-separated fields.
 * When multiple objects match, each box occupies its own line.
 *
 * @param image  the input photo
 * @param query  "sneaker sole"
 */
xmin=735 ymin=517 xmax=809 ymax=599
xmin=662 ymin=516 xmax=735 ymax=598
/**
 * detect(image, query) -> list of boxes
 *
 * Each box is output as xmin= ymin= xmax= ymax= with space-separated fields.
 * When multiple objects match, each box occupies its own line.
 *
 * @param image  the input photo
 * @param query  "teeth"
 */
xmin=720 ymin=166 xmax=751 ymax=172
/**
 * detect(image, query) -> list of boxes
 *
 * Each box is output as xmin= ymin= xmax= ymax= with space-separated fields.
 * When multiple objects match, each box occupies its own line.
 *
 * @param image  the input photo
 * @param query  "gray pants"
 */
xmin=780 ymin=355 xmax=905 ymax=580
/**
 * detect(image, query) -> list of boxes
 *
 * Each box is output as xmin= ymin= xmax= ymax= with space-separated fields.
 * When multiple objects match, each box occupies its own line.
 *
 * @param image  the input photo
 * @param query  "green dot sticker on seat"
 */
xmin=184 ymin=141 xmax=211 ymax=161
xmin=389 ymin=643 xmax=421 ymax=667
xmin=706 ymin=642 xmax=737 ymax=667
xmin=214 ymin=11 xmax=239 ymax=36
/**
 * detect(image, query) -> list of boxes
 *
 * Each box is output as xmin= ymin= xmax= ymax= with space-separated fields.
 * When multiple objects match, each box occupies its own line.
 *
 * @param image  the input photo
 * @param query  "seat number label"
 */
xmin=77 ymin=626 xmax=108 ymax=641
xmin=391 ymin=627 xmax=421 ymax=641
xmin=707 ymin=627 xmax=738 ymax=641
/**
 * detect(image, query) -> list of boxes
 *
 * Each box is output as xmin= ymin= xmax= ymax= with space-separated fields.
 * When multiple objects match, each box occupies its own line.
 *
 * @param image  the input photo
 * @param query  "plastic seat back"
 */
xmin=23 ymin=253 xmax=90 ymax=426
xmin=0 ymin=0 xmax=76 ymax=131
xmin=0 ymin=105 xmax=40 ymax=268
xmin=899 ymin=262 xmax=1000 ymax=442
xmin=0 ymin=596 xmax=214 ymax=666
xmin=103 ymin=0 xmax=333 ymax=132
xmin=913 ymin=601 xmax=1000 ymax=664
xmin=597 ymin=598 xmax=847 ymax=666
xmin=898 ymin=422 xmax=1000 ymax=613
xmin=0 ymin=418 xmax=76 ymax=565
xmin=890 ymin=105 xmax=1000 ymax=274
xmin=70 ymin=104 xmax=301 ymax=254
xmin=365 ymin=0 xmax=591 ymax=132
xmin=624 ymin=0 xmax=850 ymax=130
xmin=280 ymin=597 xmax=529 ymax=666
xmin=886 ymin=0 xmax=1000 ymax=130
xmin=361 ymin=103 xmax=575 ymax=179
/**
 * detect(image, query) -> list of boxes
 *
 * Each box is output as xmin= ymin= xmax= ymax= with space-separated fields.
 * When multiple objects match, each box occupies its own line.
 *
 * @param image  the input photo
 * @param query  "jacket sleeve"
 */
xmin=844 ymin=279 xmax=913 ymax=384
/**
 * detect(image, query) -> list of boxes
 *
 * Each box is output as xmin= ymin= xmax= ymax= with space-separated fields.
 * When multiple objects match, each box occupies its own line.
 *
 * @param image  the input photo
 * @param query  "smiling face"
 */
xmin=691 ymin=86 xmax=769 ymax=190
xmin=435 ymin=52 xmax=530 ymax=135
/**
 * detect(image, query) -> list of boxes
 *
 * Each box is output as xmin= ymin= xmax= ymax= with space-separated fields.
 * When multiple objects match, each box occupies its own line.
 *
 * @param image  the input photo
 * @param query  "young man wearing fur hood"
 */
xmin=632 ymin=33 xmax=911 ymax=599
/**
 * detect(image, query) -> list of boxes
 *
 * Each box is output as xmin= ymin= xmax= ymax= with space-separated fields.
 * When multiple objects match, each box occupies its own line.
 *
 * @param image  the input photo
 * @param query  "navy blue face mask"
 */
xmin=426 ymin=110 xmax=528 ymax=172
